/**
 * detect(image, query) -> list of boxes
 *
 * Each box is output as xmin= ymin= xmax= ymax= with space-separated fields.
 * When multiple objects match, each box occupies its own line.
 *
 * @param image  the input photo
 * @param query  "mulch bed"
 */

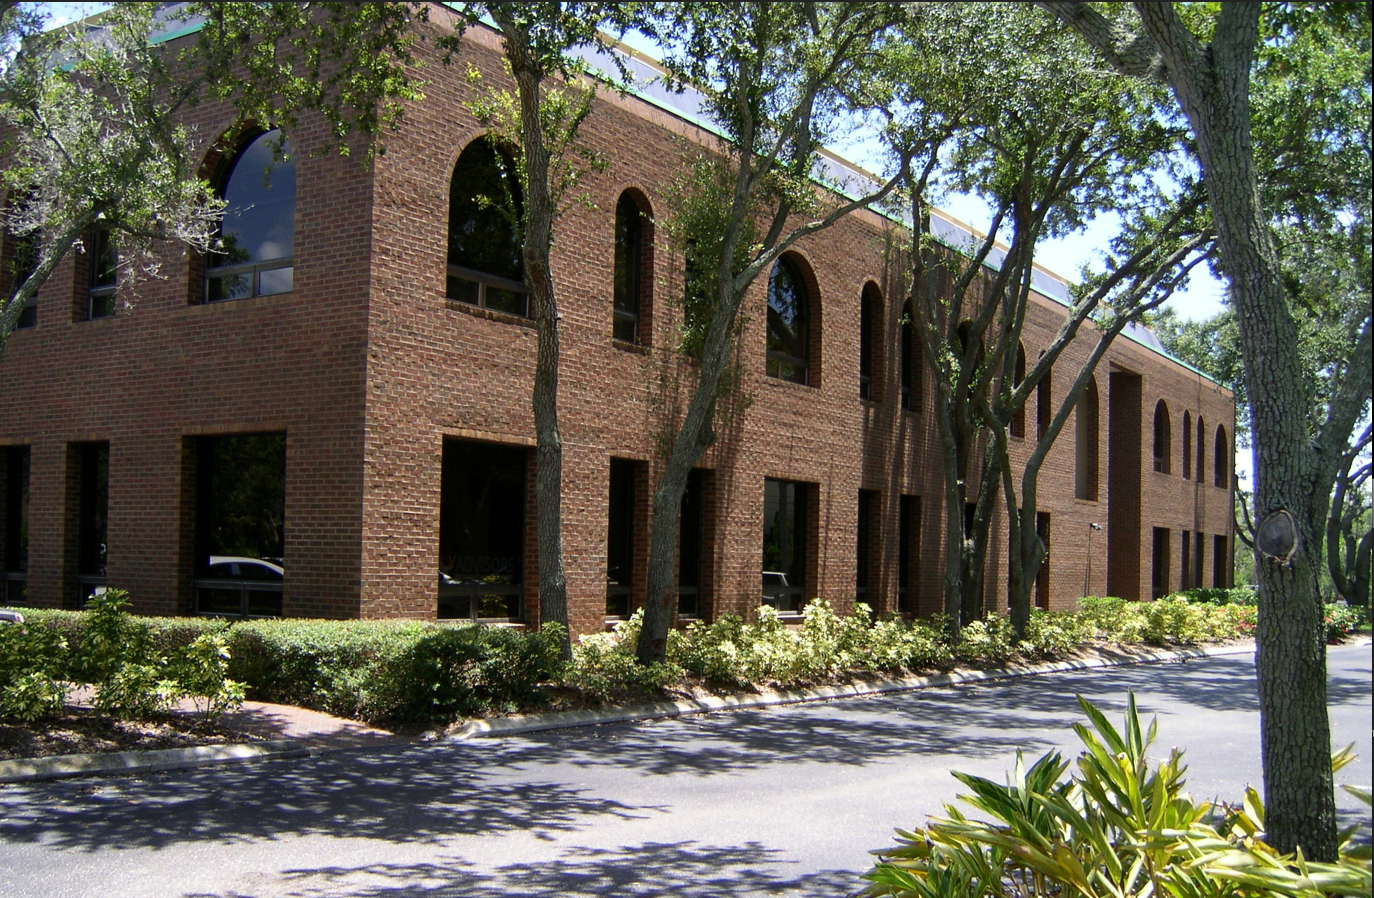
xmin=0 ymin=708 xmax=260 ymax=761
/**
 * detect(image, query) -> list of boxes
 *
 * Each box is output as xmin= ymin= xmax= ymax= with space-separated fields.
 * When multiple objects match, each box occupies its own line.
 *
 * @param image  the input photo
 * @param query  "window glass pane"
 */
xmin=766 ymin=258 xmax=808 ymax=382
xmin=485 ymin=286 xmax=526 ymax=316
xmin=196 ymin=433 xmax=286 ymax=575
xmin=4 ymin=447 xmax=29 ymax=575
xmin=606 ymin=459 xmax=635 ymax=618
xmin=614 ymin=194 xmax=641 ymax=340
xmin=90 ymin=230 xmax=117 ymax=289
xmin=259 ymin=266 xmax=293 ymax=297
xmin=439 ymin=440 xmax=526 ymax=621
xmin=212 ymin=131 xmax=295 ymax=268
xmin=78 ymin=443 xmax=108 ymax=578
xmin=207 ymin=271 xmax=252 ymax=303
xmin=448 ymin=139 xmax=523 ymax=284
xmin=763 ymin=478 xmax=806 ymax=610
xmin=446 ymin=276 xmax=479 ymax=305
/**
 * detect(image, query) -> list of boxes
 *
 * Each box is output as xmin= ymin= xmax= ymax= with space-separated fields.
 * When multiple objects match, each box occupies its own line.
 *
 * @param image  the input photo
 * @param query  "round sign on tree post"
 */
xmin=1255 ymin=508 xmax=1299 ymax=564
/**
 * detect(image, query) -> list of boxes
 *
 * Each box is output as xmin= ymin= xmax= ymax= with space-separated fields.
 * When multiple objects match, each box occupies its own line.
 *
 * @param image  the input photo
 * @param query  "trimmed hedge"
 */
xmin=6 ymin=588 xmax=1357 ymax=728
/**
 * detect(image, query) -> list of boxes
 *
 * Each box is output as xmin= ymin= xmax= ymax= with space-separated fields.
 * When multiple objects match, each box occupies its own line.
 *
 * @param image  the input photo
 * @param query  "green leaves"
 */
xmin=863 ymin=695 xmax=1373 ymax=898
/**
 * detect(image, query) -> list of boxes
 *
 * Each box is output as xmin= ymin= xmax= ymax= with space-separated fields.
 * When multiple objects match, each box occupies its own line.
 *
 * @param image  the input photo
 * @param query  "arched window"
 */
xmin=613 ymin=191 xmax=652 ymax=343
xmin=1195 ymin=415 xmax=1206 ymax=483
xmin=1153 ymin=401 xmax=1171 ymax=473
xmin=447 ymin=137 xmax=527 ymax=316
xmin=859 ymin=282 xmax=881 ymax=400
xmin=1182 ymin=411 xmax=1193 ymax=480
xmin=900 ymin=300 xmax=921 ymax=411
xmin=1010 ymin=342 xmax=1027 ymax=438
xmin=1214 ymin=425 xmax=1228 ymax=488
xmin=206 ymin=130 xmax=295 ymax=302
xmin=1075 ymin=377 xmax=1099 ymax=501
xmin=766 ymin=255 xmax=810 ymax=385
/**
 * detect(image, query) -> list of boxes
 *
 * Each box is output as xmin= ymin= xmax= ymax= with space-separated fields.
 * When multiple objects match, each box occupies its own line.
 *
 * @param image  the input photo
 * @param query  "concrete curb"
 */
xmin=448 ymin=641 xmax=1259 ymax=740
xmin=0 ymin=740 xmax=309 ymax=784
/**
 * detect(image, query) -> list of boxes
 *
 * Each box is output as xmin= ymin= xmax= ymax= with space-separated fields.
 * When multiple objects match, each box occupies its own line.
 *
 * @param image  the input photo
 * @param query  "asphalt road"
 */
xmin=1 ymin=643 xmax=1369 ymax=898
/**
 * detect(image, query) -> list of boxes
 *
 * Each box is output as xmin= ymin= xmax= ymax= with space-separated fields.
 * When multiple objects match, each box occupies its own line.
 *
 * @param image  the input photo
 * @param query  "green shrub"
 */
xmin=224 ymin=618 xmax=429 ymax=717
xmin=0 ymin=621 xmax=68 ymax=722
xmin=168 ymin=633 xmax=246 ymax=719
xmin=1143 ymin=597 xmax=1211 ymax=644
xmin=955 ymin=615 xmax=1015 ymax=664
xmin=1179 ymin=585 xmax=1258 ymax=606
xmin=365 ymin=623 xmax=566 ymax=726
xmin=1324 ymin=603 xmax=1367 ymax=642
xmin=574 ymin=623 xmax=683 ymax=703
xmin=862 ymin=694 xmax=1372 ymax=898
xmin=1018 ymin=611 xmax=1081 ymax=659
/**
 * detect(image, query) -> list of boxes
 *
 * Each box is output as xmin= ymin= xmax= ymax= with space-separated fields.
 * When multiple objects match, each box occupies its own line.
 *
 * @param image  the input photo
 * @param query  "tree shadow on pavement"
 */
xmin=0 ymin=749 xmax=660 ymax=853
xmin=184 ymin=841 xmax=862 ymax=898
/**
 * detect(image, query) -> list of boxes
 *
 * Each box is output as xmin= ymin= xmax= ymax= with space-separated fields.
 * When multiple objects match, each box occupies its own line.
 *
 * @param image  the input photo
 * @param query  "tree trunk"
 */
xmin=1134 ymin=2 xmax=1337 ymax=859
xmin=501 ymin=21 xmax=570 ymax=659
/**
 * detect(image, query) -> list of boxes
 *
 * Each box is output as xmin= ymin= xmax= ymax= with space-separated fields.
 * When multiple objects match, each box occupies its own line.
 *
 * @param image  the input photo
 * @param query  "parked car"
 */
xmin=0 ymin=609 xmax=22 ymax=625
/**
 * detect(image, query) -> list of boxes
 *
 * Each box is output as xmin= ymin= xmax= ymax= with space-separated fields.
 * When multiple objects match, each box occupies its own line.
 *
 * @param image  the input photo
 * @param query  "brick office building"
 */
xmin=0 ymin=13 xmax=1235 ymax=636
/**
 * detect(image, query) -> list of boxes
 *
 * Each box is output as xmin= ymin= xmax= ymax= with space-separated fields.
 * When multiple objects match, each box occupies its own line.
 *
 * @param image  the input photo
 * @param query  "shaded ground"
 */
xmin=0 ymin=707 xmax=258 ymax=760
xmin=0 ymin=639 xmax=1208 ymax=762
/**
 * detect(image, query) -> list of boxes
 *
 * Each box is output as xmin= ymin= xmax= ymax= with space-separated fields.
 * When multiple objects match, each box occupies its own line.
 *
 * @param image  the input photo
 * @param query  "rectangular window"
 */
xmin=2 ymin=446 xmax=29 ymax=604
xmin=1035 ymin=511 xmax=1051 ymax=610
xmin=76 ymin=442 xmax=109 ymax=603
xmin=1152 ymin=527 xmax=1170 ymax=599
xmin=1180 ymin=530 xmax=1192 ymax=591
xmin=1213 ymin=534 xmax=1228 ymax=588
xmin=1194 ymin=531 xmax=1204 ymax=590
xmin=439 ymin=440 xmax=526 ymax=622
xmin=856 ymin=490 xmax=878 ymax=602
xmin=679 ymin=469 xmax=705 ymax=618
xmin=762 ymin=479 xmax=808 ymax=613
xmin=193 ymin=433 xmax=286 ymax=617
xmin=898 ymin=495 xmax=920 ymax=613
xmin=87 ymin=229 xmax=117 ymax=320
xmin=606 ymin=459 xmax=636 ymax=619
xmin=11 ymin=230 xmax=38 ymax=329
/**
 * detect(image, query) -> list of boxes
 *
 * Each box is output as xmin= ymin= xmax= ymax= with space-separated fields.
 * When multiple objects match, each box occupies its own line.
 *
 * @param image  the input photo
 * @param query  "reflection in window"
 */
xmin=613 ymin=193 xmax=647 ymax=343
xmin=606 ymin=459 xmax=635 ymax=619
xmin=1182 ymin=411 xmax=1193 ymax=480
xmin=898 ymin=495 xmax=919 ymax=613
xmin=206 ymin=130 xmax=295 ymax=302
xmin=859 ymin=284 xmax=879 ymax=399
xmin=1196 ymin=415 xmax=1206 ymax=484
xmin=1151 ymin=526 xmax=1170 ymax=599
xmin=900 ymin=301 xmax=920 ymax=411
xmin=194 ymin=433 xmax=286 ymax=616
xmin=1153 ymin=401 xmax=1171 ymax=473
xmin=11 ymin=229 xmax=38 ymax=329
xmin=765 ymin=257 xmax=809 ymax=384
xmin=1075 ymin=377 xmax=1099 ymax=501
xmin=3 ymin=447 xmax=29 ymax=604
xmin=87 ymin=229 xmax=117 ymax=320
xmin=678 ymin=469 xmax=705 ymax=617
xmin=77 ymin=442 xmax=108 ymax=604
xmin=1214 ymin=425 xmax=1228 ymax=488
xmin=1010 ymin=342 xmax=1027 ymax=438
xmin=447 ymin=137 xmax=527 ymax=316
xmin=763 ymin=478 xmax=807 ymax=612
xmin=438 ymin=440 xmax=526 ymax=622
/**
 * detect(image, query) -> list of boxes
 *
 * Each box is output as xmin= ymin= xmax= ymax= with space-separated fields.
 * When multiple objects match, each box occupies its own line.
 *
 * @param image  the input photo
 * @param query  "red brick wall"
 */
xmin=0 ymin=11 xmax=1235 ymax=631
